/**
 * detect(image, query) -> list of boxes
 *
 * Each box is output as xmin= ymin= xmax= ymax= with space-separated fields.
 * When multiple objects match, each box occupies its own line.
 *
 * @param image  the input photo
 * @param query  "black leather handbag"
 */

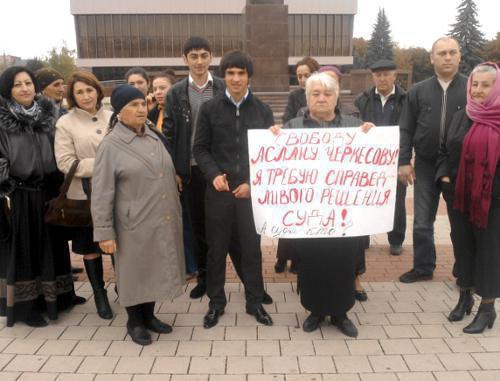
xmin=45 ymin=160 xmax=92 ymax=227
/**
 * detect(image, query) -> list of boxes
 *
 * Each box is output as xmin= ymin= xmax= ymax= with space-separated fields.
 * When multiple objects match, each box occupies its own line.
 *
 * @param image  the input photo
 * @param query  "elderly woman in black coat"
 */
xmin=271 ymin=72 xmax=374 ymax=336
xmin=0 ymin=67 xmax=84 ymax=327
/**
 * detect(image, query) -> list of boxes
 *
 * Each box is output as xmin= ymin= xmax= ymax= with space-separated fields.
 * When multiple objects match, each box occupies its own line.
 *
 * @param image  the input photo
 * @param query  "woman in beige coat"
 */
xmin=55 ymin=71 xmax=113 ymax=319
xmin=92 ymin=85 xmax=185 ymax=345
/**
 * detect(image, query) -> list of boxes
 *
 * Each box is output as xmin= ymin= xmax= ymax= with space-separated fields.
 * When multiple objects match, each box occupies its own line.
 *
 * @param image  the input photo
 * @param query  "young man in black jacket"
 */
xmin=193 ymin=50 xmax=274 ymax=328
xmin=354 ymin=59 xmax=407 ymax=256
xmin=398 ymin=37 xmax=467 ymax=283
xmin=163 ymin=37 xmax=272 ymax=303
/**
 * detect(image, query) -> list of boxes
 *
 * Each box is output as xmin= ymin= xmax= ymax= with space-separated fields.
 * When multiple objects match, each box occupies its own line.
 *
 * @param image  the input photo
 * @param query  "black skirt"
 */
xmin=296 ymin=236 xmax=358 ymax=316
xmin=0 ymin=188 xmax=77 ymax=326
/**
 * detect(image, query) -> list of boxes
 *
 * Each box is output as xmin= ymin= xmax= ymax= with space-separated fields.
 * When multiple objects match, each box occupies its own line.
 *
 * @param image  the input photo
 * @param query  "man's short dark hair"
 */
xmin=125 ymin=67 xmax=149 ymax=83
xmin=219 ymin=50 xmax=254 ymax=78
xmin=182 ymin=37 xmax=212 ymax=56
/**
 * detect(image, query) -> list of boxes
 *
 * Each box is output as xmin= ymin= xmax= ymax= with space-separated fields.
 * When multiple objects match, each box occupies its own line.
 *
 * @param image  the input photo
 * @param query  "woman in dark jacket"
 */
xmin=0 ymin=66 xmax=83 ymax=327
xmin=272 ymin=72 xmax=374 ymax=336
xmin=436 ymin=62 xmax=500 ymax=333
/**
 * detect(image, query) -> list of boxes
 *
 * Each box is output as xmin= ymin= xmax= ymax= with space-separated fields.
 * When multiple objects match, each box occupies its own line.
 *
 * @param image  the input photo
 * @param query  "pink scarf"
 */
xmin=454 ymin=62 xmax=500 ymax=228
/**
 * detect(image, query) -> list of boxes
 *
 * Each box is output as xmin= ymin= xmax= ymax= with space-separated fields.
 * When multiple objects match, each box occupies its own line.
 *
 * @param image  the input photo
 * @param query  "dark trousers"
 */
xmin=205 ymin=187 xmax=264 ymax=311
xmin=443 ymin=185 xmax=500 ymax=298
xmin=413 ymin=156 xmax=441 ymax=275
xmin=182 ymin=166 xmax=245 ymax=283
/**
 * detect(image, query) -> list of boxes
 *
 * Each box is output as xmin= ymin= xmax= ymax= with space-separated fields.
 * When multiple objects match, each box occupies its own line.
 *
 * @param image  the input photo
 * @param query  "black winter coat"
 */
xmin=193 ymin=91 xmax=274 ymax=189
xmin=283 ymin=88 xmax=306 ymax=123
xmin=354 ymin=84 xmax=406 ymax=126
xmin=162 ymin=76 xmax=225 ymax=181
xmin=0 ymin=96 xmax=61 ymax=196
xmin=399 ymin=74 xmax=467 ymax=165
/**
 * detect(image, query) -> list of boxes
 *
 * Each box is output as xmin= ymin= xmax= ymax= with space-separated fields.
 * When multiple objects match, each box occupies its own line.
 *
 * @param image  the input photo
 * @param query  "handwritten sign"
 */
xmin=248 ymin=127 xmax=400 ymax=238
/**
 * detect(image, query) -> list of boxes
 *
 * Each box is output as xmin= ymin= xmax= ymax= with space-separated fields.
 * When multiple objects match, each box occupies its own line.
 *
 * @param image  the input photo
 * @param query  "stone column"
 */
xmin=243 ymin=0 xmax=289 ymax=92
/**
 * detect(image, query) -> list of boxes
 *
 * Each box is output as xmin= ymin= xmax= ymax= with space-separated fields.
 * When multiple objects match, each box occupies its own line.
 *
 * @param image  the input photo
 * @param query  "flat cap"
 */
xmin=370 ymin=59 xmax=397 ymax=72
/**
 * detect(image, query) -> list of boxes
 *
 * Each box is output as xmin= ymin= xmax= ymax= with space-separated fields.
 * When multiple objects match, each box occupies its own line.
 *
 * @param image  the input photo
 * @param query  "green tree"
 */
xmin=365 ymin=8 xmax=394 ymax=67
xmin=25 ymin=58 xmax=46 ymax=72
xmin=352 ymin=37 xmax=368 ymax=69
xmin=45 ymin=42 xmax=77 ymax=80
xmin=482 ymin=32 xmax=500 ymax=64
xmin=449 ymin=0 xmax=485 ymax=74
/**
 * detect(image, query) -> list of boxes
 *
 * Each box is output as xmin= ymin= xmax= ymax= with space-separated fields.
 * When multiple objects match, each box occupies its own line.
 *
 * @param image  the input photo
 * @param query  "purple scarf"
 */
xmin=454 ymin=62 xmax=500 ymax=228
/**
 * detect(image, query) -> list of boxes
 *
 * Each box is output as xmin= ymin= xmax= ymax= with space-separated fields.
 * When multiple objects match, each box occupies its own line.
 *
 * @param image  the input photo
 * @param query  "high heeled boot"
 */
xmin=448 ymin=289 xmax=474 ymax=322
xmin=463 ymin=302 xmax=496 ymax=334
xmin=84 ymin=257 xmax=113 ymax=319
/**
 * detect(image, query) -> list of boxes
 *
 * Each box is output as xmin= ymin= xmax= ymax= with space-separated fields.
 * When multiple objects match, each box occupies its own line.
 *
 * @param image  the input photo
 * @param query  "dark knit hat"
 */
xmin=35 ymin=68 xmax=64 ymax=91
xmin=110 ymin=85 xmax=145 ymax=114
xmin=370 ymin=59 xmax=397 ymax=72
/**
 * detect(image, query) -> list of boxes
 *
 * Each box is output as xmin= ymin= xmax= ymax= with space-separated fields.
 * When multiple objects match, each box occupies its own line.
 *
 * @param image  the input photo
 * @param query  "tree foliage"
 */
xmin=352 ymin=38 xmax=368 ymax=69
xmin=25 ymin=58 xmax=46 ymax=72
xmin=394 ymin=47 xmax=434 ymax=83
xmin=365 ymin=8 xmax=394 ymax=67
xmin=45 ymin=43 xmax=77 ymax=80
xmin=482 ymin=32 xmax=500 ymax=65
xmin=449 ymin=0 xmax=485 ymax=74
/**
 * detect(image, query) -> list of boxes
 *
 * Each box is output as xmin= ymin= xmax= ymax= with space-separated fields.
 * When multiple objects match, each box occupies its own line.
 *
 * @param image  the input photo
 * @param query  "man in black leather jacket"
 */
xmin=398 ymin=37 xmax=467 ymax=283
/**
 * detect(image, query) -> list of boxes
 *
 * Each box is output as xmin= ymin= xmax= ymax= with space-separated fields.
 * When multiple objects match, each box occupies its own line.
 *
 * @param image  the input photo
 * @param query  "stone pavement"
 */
xmin=3 ymin=192 xmax=500 ymax=380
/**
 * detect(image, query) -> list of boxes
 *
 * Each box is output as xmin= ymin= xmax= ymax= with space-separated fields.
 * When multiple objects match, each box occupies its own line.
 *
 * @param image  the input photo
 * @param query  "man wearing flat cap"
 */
xmin=354 ymin=59 xmax=407 ymax=256
xmin=36 ymin=68 xmax=67 ymax=117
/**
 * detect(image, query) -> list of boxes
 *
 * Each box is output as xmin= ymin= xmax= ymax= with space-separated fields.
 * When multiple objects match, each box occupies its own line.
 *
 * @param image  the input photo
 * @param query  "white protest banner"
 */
xmin=248 ymin=126 xmax=399 ymax=238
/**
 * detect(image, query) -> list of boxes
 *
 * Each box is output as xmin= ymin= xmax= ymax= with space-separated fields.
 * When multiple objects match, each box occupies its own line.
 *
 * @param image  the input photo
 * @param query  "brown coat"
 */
xmin=91 ymin=122 xmax=184 ymax=307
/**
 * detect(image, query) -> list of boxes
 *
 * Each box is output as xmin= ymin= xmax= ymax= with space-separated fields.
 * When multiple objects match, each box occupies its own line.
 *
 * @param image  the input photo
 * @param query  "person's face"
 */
xmin=183 ymin=49 xmax=212 ymax=77
xmin=43 ymin=79 xmax=65 ymax=102
xmin=11 ymin=71 xmax=35 ymax=107
xmin=470 ymin=71 xmax=496 ymax=104
xmin=431 ymin=39 xmax=461 ymax=78
xmin=225 ymin=67 xmax=249 ymax=100
xmin=127 ymin=74 xmax=149 ymax=96
xmin=296 ymin=64 xmax=312 ymax=88
xmin=152 ymin=77 xmax=172 ymax=106
xmin=372 ymin=70 xmax=397 ymax=95
xmin=73 ymin=81 xmax=98 ymax=114
xmin=119 ymin=98 xmax=148 ymax=129
xmin=308 ymin=82 xmax=337 ymax=120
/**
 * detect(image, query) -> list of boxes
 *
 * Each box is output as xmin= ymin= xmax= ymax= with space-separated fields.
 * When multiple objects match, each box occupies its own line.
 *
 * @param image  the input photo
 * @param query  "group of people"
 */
xmin=0 ymin=34 xmax=499 ymax=345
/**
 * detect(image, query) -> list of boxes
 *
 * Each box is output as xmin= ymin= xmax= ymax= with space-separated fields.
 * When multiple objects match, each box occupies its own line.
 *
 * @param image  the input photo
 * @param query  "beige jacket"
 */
xmin=55 ymin=107 xmax=112 ymax=200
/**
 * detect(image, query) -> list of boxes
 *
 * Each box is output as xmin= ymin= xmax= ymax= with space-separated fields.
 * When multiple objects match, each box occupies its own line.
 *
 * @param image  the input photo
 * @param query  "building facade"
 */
xmin=71 ymin=0 xmax=357 ymax=81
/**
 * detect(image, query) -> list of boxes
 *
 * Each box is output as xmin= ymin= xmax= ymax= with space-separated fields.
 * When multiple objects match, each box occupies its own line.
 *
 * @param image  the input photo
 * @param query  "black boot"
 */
xmin=126 ymin=305 xmax=151 ymax=345
xmin=110 ymin=255 xmax=118 ymax=295
xmin=142 ymin=302 xmax=172 ymax=334
xmin=448 ymin=289 xmax=474 ymax=322
xmin=84 ymin=257 xmax=113 ymax=319
xmin=463 ymin=302 xmax=496 ymax=334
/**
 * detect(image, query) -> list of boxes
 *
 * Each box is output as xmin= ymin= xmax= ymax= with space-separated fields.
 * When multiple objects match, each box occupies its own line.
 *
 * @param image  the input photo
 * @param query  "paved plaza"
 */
xmin=1 ymin=194 xmax=500 ymax=380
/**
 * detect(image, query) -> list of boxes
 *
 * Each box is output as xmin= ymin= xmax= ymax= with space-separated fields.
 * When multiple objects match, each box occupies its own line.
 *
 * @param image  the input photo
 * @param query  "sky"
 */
xmin=0 ymin=0 xmax=498 ymax=59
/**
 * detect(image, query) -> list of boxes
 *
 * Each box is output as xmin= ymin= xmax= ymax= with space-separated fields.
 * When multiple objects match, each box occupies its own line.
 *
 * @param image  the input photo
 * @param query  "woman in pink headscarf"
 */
xmin=436 ymin=62 xmax=500 ymax=334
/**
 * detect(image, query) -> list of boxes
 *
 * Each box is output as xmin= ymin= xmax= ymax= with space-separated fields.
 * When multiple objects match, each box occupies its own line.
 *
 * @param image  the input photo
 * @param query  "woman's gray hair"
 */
xmin=305 ymin=72 xmax=340 ymax=102
xmin=471 ymin=64 xmax=497 ymax=79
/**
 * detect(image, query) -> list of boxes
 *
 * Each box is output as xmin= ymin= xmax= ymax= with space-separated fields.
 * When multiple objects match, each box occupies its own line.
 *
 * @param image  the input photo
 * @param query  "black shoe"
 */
xmin=84 ymin=257 xmax=113 ymax=319
xmin=448 ymin=290 xmax=474 ymax=322
xmin=23 ymin=313 xmax=48 ymax=327
xmin=246 ymin=305 xmax=273 ymax=326
xmin=399 ymin=269 xmax=433 ymax=283
xmin=355 ymin=290 xmax=368 ymax=302
xmin=390 ymin=245 xmax=402 ymax=256
xmin=331 ymin=315 xmax=358 ymax=337
xmin=302 ymin=314 xmax=324 ymax=332
xmin=289 ymin=261 xmax=298 ymax=274
xmin=190 ymin=282 xmax=206 ymax=299
xmin=203 ymin=308 xmax=224 ymax=329
xmin=73 ymin=295 xmax=87 ymax=305
xmin=262 ymin=292 xmax=273 ymax=305
xmin=463 ymin=303 xmax=496 ymax=334
xmin=72 ymin=266 xmax=84 ymax=274
xmin=127 ymin=324 xmax=152 ymax=345
xmin=274 ymin=259 xmax=286 ymax=273
xmin=145 ymin=316 xmax=173 ymax=334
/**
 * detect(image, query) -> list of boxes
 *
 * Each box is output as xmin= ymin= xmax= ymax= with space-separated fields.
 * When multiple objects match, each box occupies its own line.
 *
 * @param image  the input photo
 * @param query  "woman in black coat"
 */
xmin=436 ymin=62 xmax=500 ymax=334
xmin=0 ymin=67 xmax=83 ymax=327
xmin=272 ymin=72 xmax=374 ymax=337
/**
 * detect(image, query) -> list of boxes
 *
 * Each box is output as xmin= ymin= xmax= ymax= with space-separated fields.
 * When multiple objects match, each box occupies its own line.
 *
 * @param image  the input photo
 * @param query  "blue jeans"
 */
xmin=412 ymin=156 xmax=441 ymax=275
